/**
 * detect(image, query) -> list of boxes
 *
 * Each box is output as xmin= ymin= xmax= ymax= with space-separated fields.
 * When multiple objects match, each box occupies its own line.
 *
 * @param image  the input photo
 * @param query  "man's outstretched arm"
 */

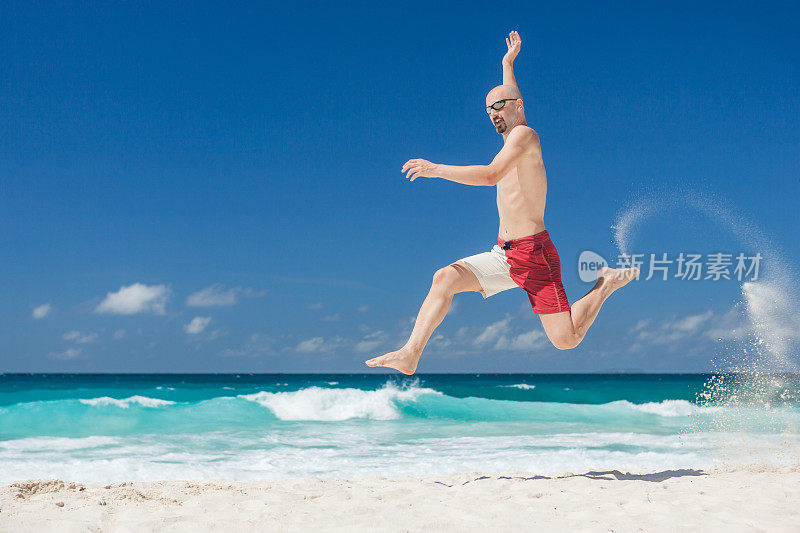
xmin=502 ymin=31 xmax=522 ymax=90
xmin=401 ymin=126 xmax=537 ymax=186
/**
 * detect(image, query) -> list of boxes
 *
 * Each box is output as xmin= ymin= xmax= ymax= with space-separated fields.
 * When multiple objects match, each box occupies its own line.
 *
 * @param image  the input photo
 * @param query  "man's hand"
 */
xmin=502 ymin=30 xmax=521 ymax=65
xmin=402 ymin=159 xmax=440 ymax=181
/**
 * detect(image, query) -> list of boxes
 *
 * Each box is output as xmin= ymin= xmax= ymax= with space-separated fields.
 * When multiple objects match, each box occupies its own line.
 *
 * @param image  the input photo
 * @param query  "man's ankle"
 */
xmin=403 ymin=343 xmax=423 ymax=357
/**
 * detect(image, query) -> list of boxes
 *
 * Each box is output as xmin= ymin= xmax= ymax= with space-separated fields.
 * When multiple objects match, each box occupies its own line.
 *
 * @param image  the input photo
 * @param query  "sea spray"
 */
xmin=695 ymin=282 xmax=800 ymax=466
xmin=613 ymin=199 xmax=664 ymax=259
xmin=611 ymin=186 xmax=799 ymax=370
xmin=611 ymin=187 xmax=800 ymax=465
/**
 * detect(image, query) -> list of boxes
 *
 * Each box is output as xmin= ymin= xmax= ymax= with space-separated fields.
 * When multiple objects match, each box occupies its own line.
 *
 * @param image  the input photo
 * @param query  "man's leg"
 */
xmin=539 ymin=266 xmax=639 ymax=350
xmin=365 ymin=262 xmax=483 ymax=375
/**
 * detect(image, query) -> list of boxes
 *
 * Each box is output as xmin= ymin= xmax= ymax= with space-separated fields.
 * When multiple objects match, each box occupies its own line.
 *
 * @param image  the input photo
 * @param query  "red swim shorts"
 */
xmin=500 ymin=230 xmax=570 ymax=314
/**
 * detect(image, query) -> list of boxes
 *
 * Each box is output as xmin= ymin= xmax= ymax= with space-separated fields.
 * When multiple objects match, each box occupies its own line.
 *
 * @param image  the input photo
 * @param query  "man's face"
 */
xmin=486 ymin=93 xmax=520 ymax=134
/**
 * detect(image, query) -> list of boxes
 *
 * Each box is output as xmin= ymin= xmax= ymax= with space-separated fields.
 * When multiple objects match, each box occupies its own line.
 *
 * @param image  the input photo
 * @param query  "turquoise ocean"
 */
xmin=1 ymin=373 xmax=798 ymax=481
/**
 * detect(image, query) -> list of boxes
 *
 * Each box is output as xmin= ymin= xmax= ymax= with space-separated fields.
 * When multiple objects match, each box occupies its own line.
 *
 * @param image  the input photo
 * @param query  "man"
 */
xmin=365 ymin=31 xmax=638 ymax=375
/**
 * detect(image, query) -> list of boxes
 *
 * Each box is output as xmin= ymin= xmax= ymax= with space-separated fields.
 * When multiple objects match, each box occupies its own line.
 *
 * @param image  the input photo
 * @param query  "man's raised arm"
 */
xmin=401 ymin=126 xmax=537 ymax=186
xmin=502 ymin=31 xmax=522 ymax=90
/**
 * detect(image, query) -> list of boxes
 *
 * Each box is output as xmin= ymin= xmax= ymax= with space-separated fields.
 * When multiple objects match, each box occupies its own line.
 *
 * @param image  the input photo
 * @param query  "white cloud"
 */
xmin=322 ymin=314 xmax=341 ymax=322
xmin=205 ymin=329 xmax=223 ymax=340
xmin=355 ymin=340 xmax=382 ymax=353
xmin=428 ymin=334 xmax=452 ymax=349
xmin=113 ymin=329 xmax=126 ymax=340
xmin=474 ymin=318 xmax=512 ymax=346
xmin=672 ymin=311 xmax=714 ymax=332
xmin=294 ymin=336 xmax=346 ymax=354
xmin=48 ymin=348 xmax=82 ymax=360
xmin=184 ymin=316 xmax=211 ymax=335
xmin=703 ymin=310 xmax=749 ymax=342
xmin=95 ymin=283 xmax=170 ymax=315
xmin=630 ymin=311 xmax=718 ymax=348
xmin=32 ymin=303 xmax=53 ymax=319
xmin=296 ymin=337 xmax=326 ymax=353
xmin=220 ymin=333 xmax=272 ymax=357
xmin=426 ymin=315 xmax=549 ymax=355
xmin=357 ymin=305 xmax=369 ymax=313
xmin=355 ymin=330 xmax=387 ymax=353
xmin=62 ymin=331 xmax=98 ymax=344
xmin=307 ymin=302 xmax=324 ymax=310
xmin=510 ymin=330 xmax=544 ymax=350
xmin=495 ymin=329 xmax=547 ymax=351
xmin=186 ymin=284 xmax=266 ymax=307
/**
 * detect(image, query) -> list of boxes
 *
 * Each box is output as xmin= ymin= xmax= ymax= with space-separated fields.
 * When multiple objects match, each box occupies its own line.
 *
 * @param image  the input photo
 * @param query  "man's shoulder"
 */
xmin=508 ymin=125 xmax=541 ymax=149
xmin=509 ymin=124 xmax=538 ymax=139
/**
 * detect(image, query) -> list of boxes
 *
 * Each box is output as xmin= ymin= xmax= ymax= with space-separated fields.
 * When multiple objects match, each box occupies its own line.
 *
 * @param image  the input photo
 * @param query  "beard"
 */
xmin=494 ymin=118 xmax=507 ymax=133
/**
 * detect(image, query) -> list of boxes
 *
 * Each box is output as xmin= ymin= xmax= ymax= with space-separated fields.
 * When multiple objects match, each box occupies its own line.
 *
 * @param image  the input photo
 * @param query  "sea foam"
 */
xmin=238 ymin=382 xmax=440 ymax=421
xmin=78 ymin=396 xmax=176 ymax=408
xmin=610 ymin=399 xmax=713 ymax=417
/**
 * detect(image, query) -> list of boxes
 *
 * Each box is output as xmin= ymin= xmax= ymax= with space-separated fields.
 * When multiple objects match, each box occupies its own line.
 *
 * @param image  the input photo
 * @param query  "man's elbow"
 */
xmin=484 ymin=166 xmax=501 ymax=186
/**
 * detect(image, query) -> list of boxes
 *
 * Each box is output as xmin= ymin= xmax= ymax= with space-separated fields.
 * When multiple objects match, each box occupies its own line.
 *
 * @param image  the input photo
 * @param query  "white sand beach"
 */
xmin=2 ymin=465 xmax=799 ymax=532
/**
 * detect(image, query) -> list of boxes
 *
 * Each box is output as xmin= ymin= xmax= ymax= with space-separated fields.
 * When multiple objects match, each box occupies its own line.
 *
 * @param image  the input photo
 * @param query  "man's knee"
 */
xmin=551 ymin=333 xmax=582 ymax=350
xmin=431 ymin=265 xmax=461 ymax=295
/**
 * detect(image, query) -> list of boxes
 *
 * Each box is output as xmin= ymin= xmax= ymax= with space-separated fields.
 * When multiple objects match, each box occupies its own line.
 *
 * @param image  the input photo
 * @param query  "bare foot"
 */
xmin=365 ymin=347 xmax=420 ymax=375
xmin=598 ymin=266 xmax=640 ymax=295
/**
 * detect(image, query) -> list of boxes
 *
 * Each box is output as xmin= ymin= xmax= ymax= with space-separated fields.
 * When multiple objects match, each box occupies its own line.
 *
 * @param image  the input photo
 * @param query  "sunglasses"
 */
xmin=485 ymin=99 xmax=519 ymax=114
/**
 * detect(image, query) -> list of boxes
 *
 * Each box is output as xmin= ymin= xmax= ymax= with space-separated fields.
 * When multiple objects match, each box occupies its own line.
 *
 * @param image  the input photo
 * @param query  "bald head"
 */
xmin=486 ymin=84 xmax=522 ymax=102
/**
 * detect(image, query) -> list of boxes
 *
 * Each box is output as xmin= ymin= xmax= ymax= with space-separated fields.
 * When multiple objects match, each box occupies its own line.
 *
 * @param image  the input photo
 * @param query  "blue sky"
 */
xmin=1 ymin=1 xmax=798 ymax=373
